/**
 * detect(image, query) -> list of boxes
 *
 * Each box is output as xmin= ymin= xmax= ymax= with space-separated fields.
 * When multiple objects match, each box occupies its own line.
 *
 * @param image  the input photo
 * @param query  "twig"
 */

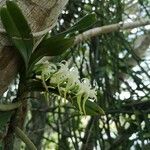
xmin=15 ymin=127 xmax=37 ymax=150
xmin=74 ymin=19 xmax=150 ymax=44
xmin=0 ymin=19 xmax=149 ymax=39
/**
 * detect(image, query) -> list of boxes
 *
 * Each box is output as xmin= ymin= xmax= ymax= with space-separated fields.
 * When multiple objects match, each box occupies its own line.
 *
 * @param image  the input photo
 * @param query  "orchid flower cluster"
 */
xmin=37 ymin=61 xmax=97 ymax=114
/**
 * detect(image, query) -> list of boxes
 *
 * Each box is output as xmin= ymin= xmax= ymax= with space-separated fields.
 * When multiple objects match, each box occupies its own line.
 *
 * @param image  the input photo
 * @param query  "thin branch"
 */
xmin=74 ymin=19 xmax=150 ymax=44
xmin=15 ymin=127 xmax=37 ymax=150
xmin=0 ymin=19 xmax=149 ymax=39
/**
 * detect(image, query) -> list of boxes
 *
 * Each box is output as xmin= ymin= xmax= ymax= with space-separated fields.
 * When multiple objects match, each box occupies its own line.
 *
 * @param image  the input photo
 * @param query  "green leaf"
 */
xmin=29 ymin=36 xmax=74 ymax=69
xmin=72 ymin=99 xmax=105 ymax=116
xmin=0 ymin=102 xmax=21 ymax=111
xmin=28 ymin=13 xmax=96 ymax=71
xmin=0 ymin=1 xmax=33 ymax=69
xmin=61 ymin=13 xmax=97 ymax=36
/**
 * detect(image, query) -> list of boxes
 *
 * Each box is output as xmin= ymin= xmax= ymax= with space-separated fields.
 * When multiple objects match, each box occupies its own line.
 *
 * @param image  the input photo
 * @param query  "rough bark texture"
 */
xmin=0 ymin=0 xmax=69 ymax=96
xmin=0 ymin=46 xmax=20 ymax=96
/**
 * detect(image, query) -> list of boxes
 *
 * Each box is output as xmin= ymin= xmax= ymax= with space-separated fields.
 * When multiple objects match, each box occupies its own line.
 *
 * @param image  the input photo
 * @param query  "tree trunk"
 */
xmin=0 ymin=0 xmax=69 ymax=96
xmin=0 ymin=1 xmax=69 ymax=149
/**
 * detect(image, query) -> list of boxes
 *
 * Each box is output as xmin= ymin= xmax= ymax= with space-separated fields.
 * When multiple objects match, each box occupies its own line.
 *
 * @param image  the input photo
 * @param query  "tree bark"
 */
xmin=0 ymin=1 xmax=69 ymax=149
xmin=0 ymin=0 xmax=69 ymax=96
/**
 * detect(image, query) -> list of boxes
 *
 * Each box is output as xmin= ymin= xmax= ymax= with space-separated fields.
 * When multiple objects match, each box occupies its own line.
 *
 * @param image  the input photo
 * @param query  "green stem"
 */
xmin=15 ymin=127 xmax=37 ymax=150
xmin=0 ymin=101 xmax=21 ymax=111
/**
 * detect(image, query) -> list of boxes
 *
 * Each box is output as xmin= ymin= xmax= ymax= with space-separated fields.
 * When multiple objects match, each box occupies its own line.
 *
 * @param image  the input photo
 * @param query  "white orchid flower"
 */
xmin=50 ymin=61 xmax=69 ymax=85
xmin=41 ymin=62 xmax=57 ymax=91
xmin=39 ymin=61 xmax=97 ymax=114
xmin=77 ymin=78 xmax=97 ymax=114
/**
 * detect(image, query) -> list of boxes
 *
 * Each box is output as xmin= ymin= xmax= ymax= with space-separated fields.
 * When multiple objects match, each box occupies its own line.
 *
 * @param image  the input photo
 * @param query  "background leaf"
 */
xmin=60 ymin=13 xmax=97 ymax=36
xmin=72 ymin=99 xmax=105 ymax=115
